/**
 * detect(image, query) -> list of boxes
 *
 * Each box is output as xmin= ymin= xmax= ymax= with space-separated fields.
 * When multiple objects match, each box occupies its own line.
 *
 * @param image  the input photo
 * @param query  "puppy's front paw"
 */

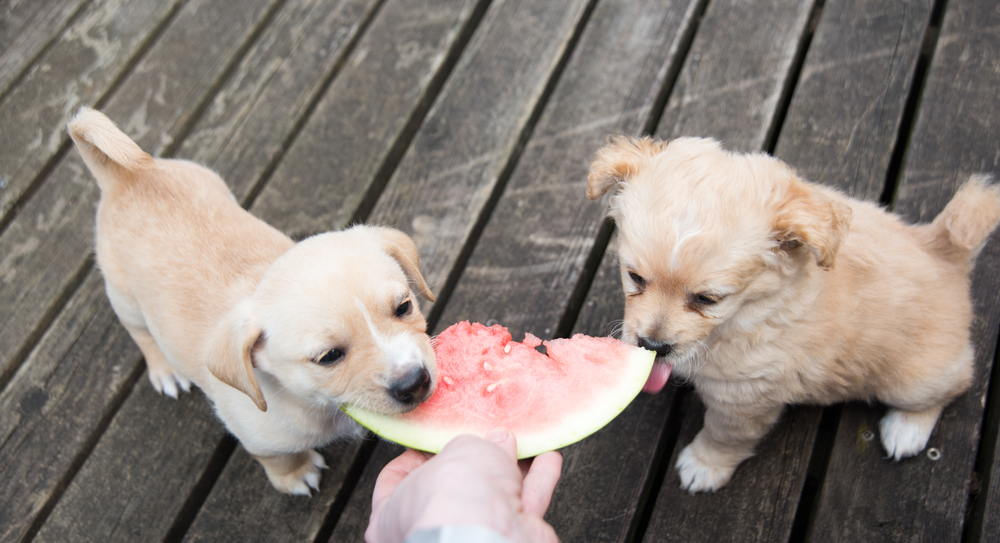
xmin=879 ymin=407 xmax=940 ymax=461
xmin=260 ymin=450 xmax=327 ymax=496
xmin=676 ymin=443 xmax=735 ymax=493
xmin=148 ymin=367 xmax=192 ymax=399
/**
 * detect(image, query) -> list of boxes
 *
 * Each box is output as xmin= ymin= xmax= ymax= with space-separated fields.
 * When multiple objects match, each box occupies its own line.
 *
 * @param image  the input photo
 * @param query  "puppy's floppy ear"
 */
xmin=773 ymin=175 xmax=852 ymax=270
xmin=207 ymin=301 xmax=267 ymax=411
xmin=587 ymin=136 xmax=668 ymax=200
xmin=371 ymin=226 xmax=436 ymax=302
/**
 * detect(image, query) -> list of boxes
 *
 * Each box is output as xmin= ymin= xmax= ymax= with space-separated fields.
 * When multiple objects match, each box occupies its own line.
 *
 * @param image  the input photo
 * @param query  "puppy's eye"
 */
xmin=395 ymin=300 xmax=412 ymax=318
xmin=693 ymin=293 xmax=722 ymax=306
xmin=317 ymin=349 xmax=345 ymax=365
xmin=628 ymin=271 xmax=646 ymax=289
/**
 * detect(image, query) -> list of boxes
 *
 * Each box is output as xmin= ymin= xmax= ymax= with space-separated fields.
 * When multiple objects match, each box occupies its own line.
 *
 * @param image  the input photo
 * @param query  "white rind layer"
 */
xmin=342 ymin=346 xmax=656 ymax=458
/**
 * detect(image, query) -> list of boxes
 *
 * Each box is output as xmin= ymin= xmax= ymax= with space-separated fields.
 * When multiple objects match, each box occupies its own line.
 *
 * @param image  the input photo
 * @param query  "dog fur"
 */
xmin=69 ymin=107 xmax=437 ymax=495
xmin=587 ymin=136 xmax=1000 ymax=492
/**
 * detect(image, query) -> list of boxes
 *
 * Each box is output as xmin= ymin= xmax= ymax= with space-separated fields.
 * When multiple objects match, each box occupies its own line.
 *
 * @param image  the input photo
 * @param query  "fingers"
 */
xmin=373 ymin=448 xmax=428 ymax=501
xmin=369 ymin=448 xmax=429 ymax=523
xmin=520 ymin=451 xmax=562 ymax=517
xmin=486 ymin=427 xmax=518 ymax=460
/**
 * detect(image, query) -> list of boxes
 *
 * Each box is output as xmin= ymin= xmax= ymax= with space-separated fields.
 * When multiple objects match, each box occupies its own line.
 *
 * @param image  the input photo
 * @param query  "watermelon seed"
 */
xmin=484 ymin=362 xmax=493 ymax=371
xmin=504 ymin=344 xmax=511 ymax=354
xmin=486 ymin=383 xmax=499 ymax=393
xmin=443 ymin=376 xmax=454 ymax=385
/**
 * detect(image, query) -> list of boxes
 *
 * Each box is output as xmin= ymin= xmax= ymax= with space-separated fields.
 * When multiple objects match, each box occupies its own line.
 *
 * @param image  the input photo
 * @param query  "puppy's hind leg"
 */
xmin=253 ymin=451 xmax=328 ymax=495
xmin=878 ymin=342 xmax=974 ymax=460
xmin=878 ymin=405 xmax=944 ymax=461
xmin=126 ymin=324 xmax=192 ymax=398
xmin=105 ymin=281 xmax=191 ymax=397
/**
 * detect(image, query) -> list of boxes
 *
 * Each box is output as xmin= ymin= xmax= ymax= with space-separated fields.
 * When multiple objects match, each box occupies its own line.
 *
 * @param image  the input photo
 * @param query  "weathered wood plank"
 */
xmin=325 ymin=441 xmax=404 ymax=542
xmin=249 ymin=0 xmax=488 ymax=238
xmin=0 ymin=0 xmax=279 ymax=387
xmin=652 ymin=398 xmax=822 ymax=543
xmin=175 ymin=0 xmax=382 ymax=203
xmin=0 ymin=271 xmax=144 ymax=543
xmin=809 ymin=0 xmax=1000 ymax=539
xmin=32 ymin=383 xmax=226 ymax=543
xmin=437 ymin=0 xmax=700 ymax=341
xmin=774 ymin=0 xmax=930 ymax=201
xmin=655 ymin=0 xmax=813 ymax=153
xmin=0 ymin=0 xmax=87 ymax=96
xmin=366 ymin=0 xmax=593 ymax=317
xmin=181 ymin=444 xmax=367 ymax=543
xmin=0 ymin=0 xmax=182 ymax=225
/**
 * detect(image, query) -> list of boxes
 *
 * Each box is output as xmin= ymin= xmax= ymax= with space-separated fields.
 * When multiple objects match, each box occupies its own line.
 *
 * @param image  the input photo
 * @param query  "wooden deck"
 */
xmin=1 ymin=0 xmax=999 ymax=541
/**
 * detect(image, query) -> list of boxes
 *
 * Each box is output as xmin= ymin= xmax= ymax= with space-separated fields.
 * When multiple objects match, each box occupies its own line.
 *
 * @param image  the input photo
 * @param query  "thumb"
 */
xmin=486 ymin=427 xmax=518 ymax=460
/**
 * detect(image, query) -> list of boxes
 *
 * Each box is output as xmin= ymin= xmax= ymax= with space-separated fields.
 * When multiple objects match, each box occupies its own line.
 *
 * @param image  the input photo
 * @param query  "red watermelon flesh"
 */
xmin=343 ymin=321 xmax=657 ymax=458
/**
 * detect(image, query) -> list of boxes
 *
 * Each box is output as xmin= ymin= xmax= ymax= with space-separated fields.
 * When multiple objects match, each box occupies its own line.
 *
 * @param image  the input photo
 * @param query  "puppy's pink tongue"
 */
xmin=642 ymin=362 xmax=672 ymax=394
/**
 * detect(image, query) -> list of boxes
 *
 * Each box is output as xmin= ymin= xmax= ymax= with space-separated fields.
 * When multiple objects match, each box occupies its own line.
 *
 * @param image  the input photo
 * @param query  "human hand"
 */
xmin=366 ymin=428 xmax=563 ymax=543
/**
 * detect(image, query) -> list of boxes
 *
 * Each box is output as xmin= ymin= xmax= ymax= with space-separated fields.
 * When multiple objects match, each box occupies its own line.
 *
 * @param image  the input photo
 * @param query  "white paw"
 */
xmin=148 ymin=368 xmax=192 ymax=399
xmin=879 ymin=409 xmax=932 ymax=461
xmin=676 ymin=444 xmax=735 ymax=493
xmin=268 ymin=450 xmax=328 ymax=496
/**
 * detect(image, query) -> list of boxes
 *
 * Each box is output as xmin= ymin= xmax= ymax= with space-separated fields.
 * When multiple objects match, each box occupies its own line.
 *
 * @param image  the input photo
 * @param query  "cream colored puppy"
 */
xmin=587 ymin=136 xmax=1000 ymax=493
xmin=68 ymin=107 xmax=437 ymax=495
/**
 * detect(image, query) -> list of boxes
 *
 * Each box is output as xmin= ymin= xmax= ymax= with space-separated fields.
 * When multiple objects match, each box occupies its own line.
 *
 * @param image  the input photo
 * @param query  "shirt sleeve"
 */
xmin=403 ymin=525 xmax=515 ymax=543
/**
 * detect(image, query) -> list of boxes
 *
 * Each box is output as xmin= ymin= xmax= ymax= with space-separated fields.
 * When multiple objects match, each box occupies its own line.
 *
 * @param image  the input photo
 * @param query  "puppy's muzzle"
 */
xmin=638 ymin=337 xmax=674 ymax=358
xmin=390 ymin=367 xmax=431 ymax=405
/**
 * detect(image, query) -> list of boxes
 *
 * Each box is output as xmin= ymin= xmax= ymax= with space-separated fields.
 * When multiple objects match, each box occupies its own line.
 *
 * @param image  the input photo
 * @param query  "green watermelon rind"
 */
xmin=341 ymin=345 xmax=655 ymax=459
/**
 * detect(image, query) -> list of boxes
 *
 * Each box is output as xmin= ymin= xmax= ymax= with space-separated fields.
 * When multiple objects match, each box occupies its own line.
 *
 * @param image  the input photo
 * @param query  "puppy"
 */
xmin=587 ymin=136 xmax=1000 ymax=492
xmin=68 ymin=108 xmax=437 ymax=495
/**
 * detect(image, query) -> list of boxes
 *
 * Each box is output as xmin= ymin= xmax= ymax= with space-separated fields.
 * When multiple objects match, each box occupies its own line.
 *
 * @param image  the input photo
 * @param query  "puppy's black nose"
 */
xmin=391 ymin=367 xmax=431 ymax=404
xmin=637 ymin=337 xmax=674 ymax=358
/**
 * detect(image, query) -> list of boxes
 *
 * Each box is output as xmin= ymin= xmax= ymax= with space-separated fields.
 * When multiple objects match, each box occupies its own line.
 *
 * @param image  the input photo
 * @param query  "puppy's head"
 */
xmin=587 ymin=137 xmax=851 ymax=382
xmin=207 ymin=225 xmax=437 ymax=414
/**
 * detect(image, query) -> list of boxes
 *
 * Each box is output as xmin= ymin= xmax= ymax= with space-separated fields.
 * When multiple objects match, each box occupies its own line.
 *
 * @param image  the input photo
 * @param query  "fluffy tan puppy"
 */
xmin=68 ymin=107 xmax=438 ymax=495
xmin=587 ymin=136 xmax=1000 ymax=493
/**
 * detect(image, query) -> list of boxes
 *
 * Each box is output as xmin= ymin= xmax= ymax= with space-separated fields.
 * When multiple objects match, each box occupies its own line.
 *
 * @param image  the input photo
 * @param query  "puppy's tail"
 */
xmin=67 ymin=107 xmax=155 ymax=192
xmin=926 ymin=175 xmax=1000 ymax=265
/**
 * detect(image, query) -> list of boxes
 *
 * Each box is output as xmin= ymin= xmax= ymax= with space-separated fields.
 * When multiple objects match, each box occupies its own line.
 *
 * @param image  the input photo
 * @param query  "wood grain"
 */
xmin=250 ymin=0 xmax=488 ymax=239
xmin=655 ymin=0 xmax=814 ymax=152
xmin=647 ymin=399 xmax=822 ymax=543
xmin=32 ymin=384 xmax=226 ymax=543
xmin=325 ymin=442 xmax=405 ymax=542
xmin=0 ymin=0 xmax=182 ymax=224
xmin=774 ymin=0 xmax=930 ymax=200
xmin=0 ymin=272 xmax=143 ymax=543
xmin=365 ymin=0 xmax=593 ymax=316
xmin=809 ymin=0 xmax=1000 ymax=539
xmin=436 ymin=0 xmax=701 ymax=342
xmin=181 ymin=443 xmax=367 ymax=543
xmin=0 ymin=0 xmax=86 ymax=96
xmin=176 ymin=0 xmax=382 ymax=203
xmin=0 ymin=0 xmax=279 ymax=385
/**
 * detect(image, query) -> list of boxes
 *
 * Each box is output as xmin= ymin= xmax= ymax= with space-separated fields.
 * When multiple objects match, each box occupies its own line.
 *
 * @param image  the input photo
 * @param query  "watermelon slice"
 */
xmin=342 ymin=321 xmax=658 ymax=458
